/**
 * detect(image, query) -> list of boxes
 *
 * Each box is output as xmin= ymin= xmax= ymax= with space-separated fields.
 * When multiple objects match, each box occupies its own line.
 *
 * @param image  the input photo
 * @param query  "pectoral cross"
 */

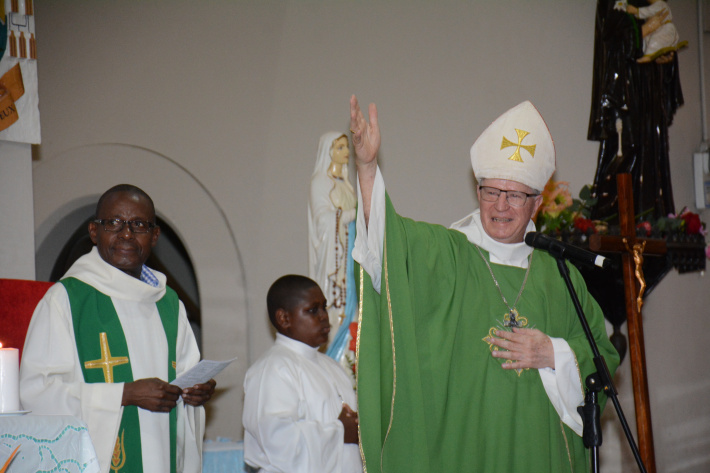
xmin=589 ymin=173 xmax=666 ymax=473
xmin=503 ymin=309 xmax=526 ymax=328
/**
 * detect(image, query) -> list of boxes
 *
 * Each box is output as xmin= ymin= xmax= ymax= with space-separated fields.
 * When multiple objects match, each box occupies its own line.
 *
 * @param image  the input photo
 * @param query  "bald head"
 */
xmin=96 ymin=184 xmax=155 ymax=221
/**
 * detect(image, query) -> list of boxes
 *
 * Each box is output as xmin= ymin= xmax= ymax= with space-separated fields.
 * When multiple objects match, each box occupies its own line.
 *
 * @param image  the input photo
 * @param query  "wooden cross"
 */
xmin=589 ymin=173 xmax=666 ymax=473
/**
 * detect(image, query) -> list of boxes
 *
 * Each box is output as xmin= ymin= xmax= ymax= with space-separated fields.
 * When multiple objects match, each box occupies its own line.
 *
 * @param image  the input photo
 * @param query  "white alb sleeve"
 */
xmin=538 ymin=337 xmax=585 ymax=436
xmin=352 ymin=166 xmax=386 ymax=294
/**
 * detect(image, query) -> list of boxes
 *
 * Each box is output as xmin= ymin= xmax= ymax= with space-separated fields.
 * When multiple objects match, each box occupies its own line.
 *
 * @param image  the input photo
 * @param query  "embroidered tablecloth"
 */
xmin=0 ymin=414 xmax=100 ymax=473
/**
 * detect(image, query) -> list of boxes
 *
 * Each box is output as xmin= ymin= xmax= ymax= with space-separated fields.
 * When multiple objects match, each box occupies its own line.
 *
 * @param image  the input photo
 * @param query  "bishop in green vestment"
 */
xmin=348 ymin=96 xmax=620 ymax=472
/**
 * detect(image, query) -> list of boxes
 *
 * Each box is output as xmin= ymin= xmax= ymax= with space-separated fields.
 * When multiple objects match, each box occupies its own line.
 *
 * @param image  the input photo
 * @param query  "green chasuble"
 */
xmin=356 ymin=195 xmax=620 ymax=473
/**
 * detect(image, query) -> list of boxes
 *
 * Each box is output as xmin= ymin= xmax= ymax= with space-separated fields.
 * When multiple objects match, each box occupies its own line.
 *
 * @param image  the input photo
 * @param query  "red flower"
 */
xmin=573 ymin=217 xmax=596 ymax=233
xmin=681 ymin=211 xmax=703 ymax=234
xmin=636 ymin=221 xmax=652 ymax=237
xmin=348 ymin=322 xmax=358 ymax=352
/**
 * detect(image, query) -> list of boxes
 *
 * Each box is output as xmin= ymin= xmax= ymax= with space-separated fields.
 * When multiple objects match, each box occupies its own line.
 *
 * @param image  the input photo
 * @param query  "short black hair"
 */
xmin=266 ymin=275 xmax=319 ymax=329
xmin=95 ymin=184 xmax=155 ymax=220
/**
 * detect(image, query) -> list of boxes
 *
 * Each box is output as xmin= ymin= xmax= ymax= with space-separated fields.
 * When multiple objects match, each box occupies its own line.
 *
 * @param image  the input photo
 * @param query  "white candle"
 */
xmin=0 ymin=344 xmax=20 ymax=413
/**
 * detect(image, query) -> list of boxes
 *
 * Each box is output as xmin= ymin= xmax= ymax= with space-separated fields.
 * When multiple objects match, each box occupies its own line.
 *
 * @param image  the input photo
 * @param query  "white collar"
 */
xmin=275 ymin=333 xmax=320 ymax=361
xmin=63 ymin=247 xmax=167 ymax=302
xmin=450 ymin=209 xmax=534 ymax=268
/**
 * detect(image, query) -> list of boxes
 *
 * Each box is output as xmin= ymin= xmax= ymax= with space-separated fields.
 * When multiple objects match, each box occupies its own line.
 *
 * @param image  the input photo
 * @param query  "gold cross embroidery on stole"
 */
xmin=84 ymin=332 xmax=129 ymax=383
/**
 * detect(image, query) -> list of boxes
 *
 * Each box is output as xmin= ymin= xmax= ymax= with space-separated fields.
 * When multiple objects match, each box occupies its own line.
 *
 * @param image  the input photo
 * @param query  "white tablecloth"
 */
xmin=0 ymin=414 xmax=100 ymax=473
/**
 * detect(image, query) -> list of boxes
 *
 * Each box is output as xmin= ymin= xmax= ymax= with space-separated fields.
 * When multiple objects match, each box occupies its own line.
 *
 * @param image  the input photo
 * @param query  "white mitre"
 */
xmin=451 ymin=101 xmax=555 ymax=268
xmin=470 ymin=100 xmax=555 ymax=191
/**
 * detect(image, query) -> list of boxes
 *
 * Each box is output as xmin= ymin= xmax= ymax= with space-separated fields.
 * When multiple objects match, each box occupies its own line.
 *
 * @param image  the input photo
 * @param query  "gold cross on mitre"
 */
xmin=501 ymin=128 xmax=536 ymax=162
xmin=84 ymin=332 xmax=129 ymax=383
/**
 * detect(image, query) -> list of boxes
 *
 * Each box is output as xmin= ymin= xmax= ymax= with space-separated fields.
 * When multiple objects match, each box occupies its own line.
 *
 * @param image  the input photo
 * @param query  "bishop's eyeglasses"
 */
xmin=478 ymin=186 xmax=538 ymax=208
xmin=93 ymin=218 xmax=157 ymax=233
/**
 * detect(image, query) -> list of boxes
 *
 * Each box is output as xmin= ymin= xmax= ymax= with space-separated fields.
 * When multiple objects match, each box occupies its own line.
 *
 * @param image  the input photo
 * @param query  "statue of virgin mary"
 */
xmin=308 ymin=132 xmax=357 ymax=369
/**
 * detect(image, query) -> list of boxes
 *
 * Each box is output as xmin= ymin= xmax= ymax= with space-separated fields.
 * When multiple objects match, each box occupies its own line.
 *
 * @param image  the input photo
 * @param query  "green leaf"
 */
xmin=579 ymin=185 xmax=593 ymax=201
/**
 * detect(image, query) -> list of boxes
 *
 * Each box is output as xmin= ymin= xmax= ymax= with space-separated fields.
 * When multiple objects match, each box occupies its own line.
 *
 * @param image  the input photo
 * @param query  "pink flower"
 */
xmin=538 ymin=180 xmax=573 ymax=218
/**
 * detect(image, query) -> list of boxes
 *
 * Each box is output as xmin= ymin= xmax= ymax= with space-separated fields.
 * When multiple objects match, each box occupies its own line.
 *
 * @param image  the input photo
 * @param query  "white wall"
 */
xmin=29 ymin=1 xmax=710 ymax=471
xmin=0 ymin=142 xmax=35 ymax=279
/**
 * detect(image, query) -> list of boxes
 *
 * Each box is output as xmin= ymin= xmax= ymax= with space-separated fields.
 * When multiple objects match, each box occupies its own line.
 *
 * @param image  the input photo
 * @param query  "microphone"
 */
xmin=524 ymin=232 xmax=612 ymax=270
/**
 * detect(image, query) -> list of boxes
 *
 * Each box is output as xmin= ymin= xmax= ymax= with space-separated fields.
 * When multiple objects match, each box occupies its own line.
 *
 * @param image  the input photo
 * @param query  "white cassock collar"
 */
xmin=63 ymin=246 xmax=167 ymax=302
xmin=449 ymin=208 xmax=535 ymax=269
xmin=275 ymin=333 xmax=320 ymax=361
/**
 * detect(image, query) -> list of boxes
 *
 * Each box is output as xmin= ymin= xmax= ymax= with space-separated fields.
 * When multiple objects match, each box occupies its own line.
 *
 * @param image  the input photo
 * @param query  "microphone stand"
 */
xmin=553 ymin=256 xmax=647 ymax=473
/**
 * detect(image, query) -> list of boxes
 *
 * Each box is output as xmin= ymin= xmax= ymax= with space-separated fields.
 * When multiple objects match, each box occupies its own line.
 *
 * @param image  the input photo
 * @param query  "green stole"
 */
xmin=61 ymin=277 xmax=179 ymax=473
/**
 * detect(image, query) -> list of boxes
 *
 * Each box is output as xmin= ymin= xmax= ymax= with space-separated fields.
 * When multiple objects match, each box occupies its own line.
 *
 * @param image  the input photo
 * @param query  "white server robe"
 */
xmin=243 ymin=333 xmax=362 ymax=473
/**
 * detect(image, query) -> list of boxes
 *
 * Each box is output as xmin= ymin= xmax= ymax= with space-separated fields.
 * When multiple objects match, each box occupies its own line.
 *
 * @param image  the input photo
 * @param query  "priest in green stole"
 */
xmin=349 ymin=96 xmax=620 ymax=472
xmin=20 ymin=185 xmax=216 ymax=473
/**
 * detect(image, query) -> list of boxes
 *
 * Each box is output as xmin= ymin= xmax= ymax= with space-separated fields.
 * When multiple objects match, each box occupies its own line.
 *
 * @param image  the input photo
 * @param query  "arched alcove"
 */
xmin=33 ymin=143 xmax=249 ymax=439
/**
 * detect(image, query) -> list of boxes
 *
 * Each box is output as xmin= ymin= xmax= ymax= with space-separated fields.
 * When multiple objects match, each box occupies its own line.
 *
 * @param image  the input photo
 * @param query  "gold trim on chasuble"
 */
xmin=559 ymin=420 xmax=575 ymax=473
xmin=380 ymin=238 xmax=396 ymax=473
xmin=356 ymin=265 xmax=366 ymax=473
xmin=501 ymin=128 xmax=536 ymax=162
xmin=84 ymin=332 xmax=129 ymax=383
xmin=561 ymin=349 xmax=583 ymax=472
xmin=355 ymin=235 xmax=397 ymax=473
xmin=111 ymin=430 xmax=127 ymax=471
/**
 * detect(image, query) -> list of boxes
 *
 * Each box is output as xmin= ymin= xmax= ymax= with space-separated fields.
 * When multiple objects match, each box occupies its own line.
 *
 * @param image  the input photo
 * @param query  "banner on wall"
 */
xmin=0 ymin=0 xmax=40 ymax=144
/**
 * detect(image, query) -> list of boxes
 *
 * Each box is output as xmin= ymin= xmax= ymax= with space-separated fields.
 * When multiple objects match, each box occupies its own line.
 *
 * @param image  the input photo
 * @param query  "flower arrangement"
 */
xmin=534 ymin=180 xmax=599 ymax=235
xmin=534 ymin=180 xmax=709 ymax=261
xmin=636 ymin=207 xmax=707 ymax=237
